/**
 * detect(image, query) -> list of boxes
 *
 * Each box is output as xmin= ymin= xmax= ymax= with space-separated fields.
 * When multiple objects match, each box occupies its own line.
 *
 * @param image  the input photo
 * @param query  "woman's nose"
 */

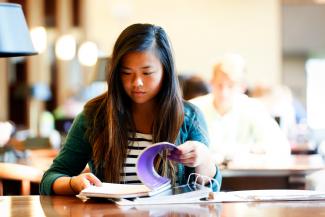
xmin=133 ymin=76 xmax=144 ymax=88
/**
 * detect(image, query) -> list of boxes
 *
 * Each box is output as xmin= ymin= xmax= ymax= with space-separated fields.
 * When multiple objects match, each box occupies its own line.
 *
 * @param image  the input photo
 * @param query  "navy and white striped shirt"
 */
xmin=120 ymin=133 xmax=152 ymax=184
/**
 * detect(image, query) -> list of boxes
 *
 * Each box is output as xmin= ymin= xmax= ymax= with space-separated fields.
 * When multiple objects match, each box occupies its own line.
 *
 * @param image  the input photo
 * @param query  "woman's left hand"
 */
xmin=168 ymin=141 xmax=210 ymax=167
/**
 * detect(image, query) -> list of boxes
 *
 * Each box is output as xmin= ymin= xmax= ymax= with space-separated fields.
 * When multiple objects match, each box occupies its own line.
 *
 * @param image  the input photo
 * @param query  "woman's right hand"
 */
xmin=70 ymin=173 xmax=102 ymax=193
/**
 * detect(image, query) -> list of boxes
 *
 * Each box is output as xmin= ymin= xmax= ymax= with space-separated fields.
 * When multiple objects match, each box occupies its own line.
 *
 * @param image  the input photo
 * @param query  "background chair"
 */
xmin=0 ymin=162 xmax=43 ymax=195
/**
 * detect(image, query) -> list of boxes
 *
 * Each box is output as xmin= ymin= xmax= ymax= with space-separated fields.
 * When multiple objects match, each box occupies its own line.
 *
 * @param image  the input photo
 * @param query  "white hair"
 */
xmin=216 ymin=53 xmax=246 ymax=82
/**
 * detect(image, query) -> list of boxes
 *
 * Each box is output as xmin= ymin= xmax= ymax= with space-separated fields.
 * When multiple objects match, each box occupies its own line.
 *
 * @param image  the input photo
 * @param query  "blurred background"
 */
xmin=1 ymin=0 xmax=325 ymax=173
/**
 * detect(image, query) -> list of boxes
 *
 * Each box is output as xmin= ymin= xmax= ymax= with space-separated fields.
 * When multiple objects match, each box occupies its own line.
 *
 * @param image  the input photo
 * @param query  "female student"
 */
xmin=40 ymin=23 xmax=221 ymax=195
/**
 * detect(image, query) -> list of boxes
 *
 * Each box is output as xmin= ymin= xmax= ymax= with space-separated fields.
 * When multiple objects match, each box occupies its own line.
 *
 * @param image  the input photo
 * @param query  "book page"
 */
xmin=80 ymin=183 xmax=151 ymax=198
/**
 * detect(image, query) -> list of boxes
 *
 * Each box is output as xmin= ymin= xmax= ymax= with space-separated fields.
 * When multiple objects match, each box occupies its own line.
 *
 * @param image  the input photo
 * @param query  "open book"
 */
xmin=78 ymin=181 xmax=171 ymax=199
xmin=78 ymin=142 xmax=178 ymax=199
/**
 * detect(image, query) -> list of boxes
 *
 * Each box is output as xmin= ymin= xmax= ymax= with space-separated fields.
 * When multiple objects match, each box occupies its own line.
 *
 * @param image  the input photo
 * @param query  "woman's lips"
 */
xmin=132 ymin=91 xmax=145 ymax=96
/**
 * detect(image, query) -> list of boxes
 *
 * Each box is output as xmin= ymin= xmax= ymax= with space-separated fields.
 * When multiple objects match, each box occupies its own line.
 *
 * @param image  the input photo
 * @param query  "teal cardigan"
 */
xmin=40 ymin=101 xmax=222 ymax=195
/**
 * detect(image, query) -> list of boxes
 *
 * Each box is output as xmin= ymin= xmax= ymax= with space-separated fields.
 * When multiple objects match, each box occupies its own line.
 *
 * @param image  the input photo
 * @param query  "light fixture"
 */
xmin=30 ymin=26 xmax=47 ymax=54
xmin=78 ymin=41 xmax=98 ymax=66
xmin=0 ymin=3 xmax=37 ymax=57
xmin=55 ymin=35 xmax=76 ymax=61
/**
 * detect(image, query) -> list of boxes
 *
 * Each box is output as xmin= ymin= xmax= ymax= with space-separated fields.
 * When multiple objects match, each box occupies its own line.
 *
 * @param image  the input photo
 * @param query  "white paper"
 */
xmin=208 ymin=190 xmax=325 ymax=203
xmin=114 ymin=190 xmax=325 ymax=206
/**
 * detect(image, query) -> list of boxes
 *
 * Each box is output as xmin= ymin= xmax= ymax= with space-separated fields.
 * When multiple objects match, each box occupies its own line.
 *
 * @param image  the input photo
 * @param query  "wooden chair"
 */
xmin=0 ymin=162 xmax=44 ymax=195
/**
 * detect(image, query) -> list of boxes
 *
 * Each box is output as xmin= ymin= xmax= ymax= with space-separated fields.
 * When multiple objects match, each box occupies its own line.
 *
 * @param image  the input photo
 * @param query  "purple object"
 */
xmin=136 ymin=142 xmax=178 ymax=189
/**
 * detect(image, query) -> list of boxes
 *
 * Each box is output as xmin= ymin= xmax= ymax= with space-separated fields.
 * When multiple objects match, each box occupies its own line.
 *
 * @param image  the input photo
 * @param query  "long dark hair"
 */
xmin=84 ymin=23 xmax=184 ymax=183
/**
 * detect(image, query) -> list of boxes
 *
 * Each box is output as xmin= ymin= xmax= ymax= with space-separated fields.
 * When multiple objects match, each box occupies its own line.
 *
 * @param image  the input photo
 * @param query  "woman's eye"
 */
xmin=143 ymin=72 xmax=154 ymax=75
xmin=121 ymin=71 xmax=132 ymax=75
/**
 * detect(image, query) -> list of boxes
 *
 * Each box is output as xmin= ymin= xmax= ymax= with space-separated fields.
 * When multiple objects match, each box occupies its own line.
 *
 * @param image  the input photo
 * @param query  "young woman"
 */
xmin=40 ymin=23 xmax=221 ymax=195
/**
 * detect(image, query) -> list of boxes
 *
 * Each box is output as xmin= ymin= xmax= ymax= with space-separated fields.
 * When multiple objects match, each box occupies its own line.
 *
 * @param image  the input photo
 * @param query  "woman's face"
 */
xmin=120 ymin=50 xmax=164 ymax=106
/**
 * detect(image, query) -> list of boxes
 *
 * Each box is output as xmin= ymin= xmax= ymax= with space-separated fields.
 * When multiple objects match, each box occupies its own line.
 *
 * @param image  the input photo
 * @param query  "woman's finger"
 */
xmin=177 ymin=143 xmax=195 ymax=155
xmin=79 ymin=177 xmax=91 ymax=190
xmin=178 ymin=151 xmax=196 ymax=160
xmin=86 ymin=173 xmax=102 ymax=187
xmin=180 ymin=157 xmax=198 ymax=167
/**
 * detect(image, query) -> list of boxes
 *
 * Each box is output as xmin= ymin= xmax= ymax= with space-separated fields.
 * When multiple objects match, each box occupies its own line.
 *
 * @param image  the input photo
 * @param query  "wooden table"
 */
xmin=2 ymin=195 xmax=325 ymax=217
xmin=221 ymin=154 xmax=325 ymax=191
xmin=18 ymin=149 xmax=58 ymax=171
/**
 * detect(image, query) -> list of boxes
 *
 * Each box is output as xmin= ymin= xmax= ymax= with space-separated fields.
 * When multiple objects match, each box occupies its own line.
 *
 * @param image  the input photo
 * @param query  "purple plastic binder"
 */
xmin=136 ymin=142 xmax=177 ymax=189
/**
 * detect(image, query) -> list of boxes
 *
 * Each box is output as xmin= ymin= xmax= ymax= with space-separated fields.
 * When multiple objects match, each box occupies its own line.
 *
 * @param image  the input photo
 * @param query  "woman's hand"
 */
xmin=53 ymin=173 xmax=102 ymax=195
xmin=168 ymin=141 xmax=210 ymax=167
xmin=70 ymin=173 xmax=102 ymax=193
xmin=168 ymin=141 xmax=216 ymax=182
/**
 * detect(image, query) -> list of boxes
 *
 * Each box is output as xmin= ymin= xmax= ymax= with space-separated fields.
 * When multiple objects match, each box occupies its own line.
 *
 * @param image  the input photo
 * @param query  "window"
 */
xmin=306 ymin=58 xmax=325 ymax=129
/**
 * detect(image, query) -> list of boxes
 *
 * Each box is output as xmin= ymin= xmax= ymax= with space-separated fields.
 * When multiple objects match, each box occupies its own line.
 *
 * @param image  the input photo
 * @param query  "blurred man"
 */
xmin=191 ymin=53 xmax=291 ymax=165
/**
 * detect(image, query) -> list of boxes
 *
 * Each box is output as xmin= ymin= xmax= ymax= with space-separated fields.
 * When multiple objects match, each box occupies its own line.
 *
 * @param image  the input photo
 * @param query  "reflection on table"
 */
xmin=2 ymin=195 xmax=325 ymax=217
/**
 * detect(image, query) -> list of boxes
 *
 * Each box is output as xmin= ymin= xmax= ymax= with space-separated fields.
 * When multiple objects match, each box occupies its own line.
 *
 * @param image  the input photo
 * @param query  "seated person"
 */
xmin=190 ymin=53 xmax=291 ymax=164
xmin=40 ymin=24 xmax=221 ymax=195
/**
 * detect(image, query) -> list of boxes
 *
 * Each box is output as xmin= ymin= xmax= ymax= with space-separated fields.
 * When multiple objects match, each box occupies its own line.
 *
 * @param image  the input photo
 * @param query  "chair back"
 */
xmin=0 ymin=162 xmax=43 ymax=195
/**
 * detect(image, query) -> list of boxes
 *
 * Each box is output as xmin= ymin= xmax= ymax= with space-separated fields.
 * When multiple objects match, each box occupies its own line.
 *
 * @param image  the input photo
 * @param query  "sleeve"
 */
xmin=183 ymin=103 xmax=222 ymax=192
xmin=39 ymin=113 xmax=92 ymax=195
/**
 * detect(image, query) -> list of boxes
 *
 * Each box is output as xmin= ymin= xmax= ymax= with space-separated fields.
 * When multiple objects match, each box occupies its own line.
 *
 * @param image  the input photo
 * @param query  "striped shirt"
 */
xmin=120 ymin=133 xmax=152 ymax=184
